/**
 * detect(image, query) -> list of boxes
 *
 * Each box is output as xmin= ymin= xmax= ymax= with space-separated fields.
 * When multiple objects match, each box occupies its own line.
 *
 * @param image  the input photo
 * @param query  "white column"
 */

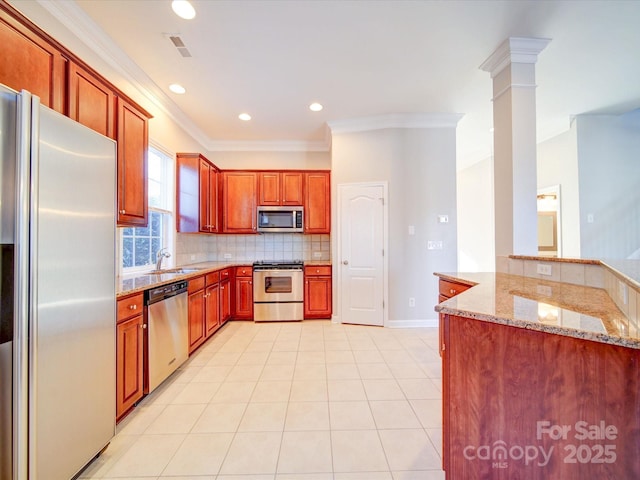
xmin=480 ymin=37 xmax=550 ymax=263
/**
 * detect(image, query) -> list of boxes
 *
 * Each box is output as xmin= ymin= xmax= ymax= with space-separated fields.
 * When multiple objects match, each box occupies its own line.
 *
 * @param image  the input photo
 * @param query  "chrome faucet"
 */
xmin=156 ymin=247 xmax=171 ymax=271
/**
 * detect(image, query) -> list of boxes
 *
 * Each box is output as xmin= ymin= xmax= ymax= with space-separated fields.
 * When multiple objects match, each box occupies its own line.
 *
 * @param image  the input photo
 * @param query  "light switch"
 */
xmin=438 ymin=215 xmax=449 ymax=223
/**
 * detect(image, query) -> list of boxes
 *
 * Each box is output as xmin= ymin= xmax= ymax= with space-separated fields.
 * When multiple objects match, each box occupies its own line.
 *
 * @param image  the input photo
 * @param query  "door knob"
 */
xmin=342 ymin=260 xmax=349 ymax=265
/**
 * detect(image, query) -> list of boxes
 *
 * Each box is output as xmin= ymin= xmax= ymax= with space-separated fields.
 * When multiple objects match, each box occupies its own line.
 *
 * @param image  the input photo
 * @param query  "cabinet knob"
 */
xmin=316 ymin=269 xmax=320 ymax=273
xmin=129 ymin=304 xmax=137 ymax=310
xmin=450 ymin=289 xmax=455 ymax=294
xmin=141 ymin=324 xmax=147 ymax=329
xmin=119 ymin=209 xmax=126 ymax=214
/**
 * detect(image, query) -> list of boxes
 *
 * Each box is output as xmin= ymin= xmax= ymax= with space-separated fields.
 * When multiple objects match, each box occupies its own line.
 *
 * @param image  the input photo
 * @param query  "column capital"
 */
xmin=480 ymin=37 xmax=551 ymax=78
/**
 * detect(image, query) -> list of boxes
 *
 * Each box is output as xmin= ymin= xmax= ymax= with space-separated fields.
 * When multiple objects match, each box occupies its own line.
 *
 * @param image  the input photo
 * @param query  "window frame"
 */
xmin=120 ymin=142 xmax=176 ymax=276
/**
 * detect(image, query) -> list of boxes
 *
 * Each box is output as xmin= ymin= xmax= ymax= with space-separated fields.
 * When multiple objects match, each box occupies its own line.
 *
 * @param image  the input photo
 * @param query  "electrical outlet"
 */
xmin=190 ymin=254 xmax=196 ymax=261
xmin=427 ymin=240 xmax=443 ymax=250
xmin=587 ymin=214 xmax=594 ymax=223
xmin=537 ymin=285 xmax=552 ymax=296
xmin=313 ymin=251 xmax=322 ymax=258
xmin=409 ymin=297 xmax=415 ymax=307
xmin=223 ymin=253 xmax=232 ymax=259
xmin=408 ymin=225 xmax=415 ymax=235
xmin=537 ymin=264 xmax=552 ymax=276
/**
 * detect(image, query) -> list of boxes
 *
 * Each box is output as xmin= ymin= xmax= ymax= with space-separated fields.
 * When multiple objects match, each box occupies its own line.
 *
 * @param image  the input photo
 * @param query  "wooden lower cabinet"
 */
xmin=220 ymin=277 xmax=231 ymax=323
xmin=441 ymin=314 xmax=640 ymax=479
xmin=304 ymin=265 xmax=332 ymax=319
xmin=234 ymin=266 xmax=253 ymax=320
xmin=188 ymin=276 xmax=206 ymax=354
xmin=205 ymin=273 xmax=221 ymax=336
xmin=116 ymin=293 xmax=144 ymax=421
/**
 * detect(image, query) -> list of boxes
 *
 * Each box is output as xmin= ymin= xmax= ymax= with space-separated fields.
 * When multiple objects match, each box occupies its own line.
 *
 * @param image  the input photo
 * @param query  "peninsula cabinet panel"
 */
xmin=441 ymin=314 xmax=640 ymax=479
xmin=222 ymin=171 xmax=257 ymax=233
xmin=304 ymin=172 xmax=331 ymax=234
xmin=0 ymin=8 xmax=66 ymax=113
xmin=67 ymin=62 xmax=116 ymax=138
xmin=117 ymin=98 xmax=148 ymax=227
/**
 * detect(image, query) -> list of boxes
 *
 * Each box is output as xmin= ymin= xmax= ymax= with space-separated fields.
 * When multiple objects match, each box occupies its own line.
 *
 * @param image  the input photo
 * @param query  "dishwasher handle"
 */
xmin=145 ymin=280 xmax=189 ymax=306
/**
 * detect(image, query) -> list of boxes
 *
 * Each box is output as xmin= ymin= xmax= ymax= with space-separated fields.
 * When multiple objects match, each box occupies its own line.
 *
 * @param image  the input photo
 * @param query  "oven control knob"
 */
xmin=342 ymin=260 xmax=349 ymax=265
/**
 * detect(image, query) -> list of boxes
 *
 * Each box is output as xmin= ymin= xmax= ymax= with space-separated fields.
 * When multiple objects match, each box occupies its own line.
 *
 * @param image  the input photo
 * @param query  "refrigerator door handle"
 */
xmin=13 ymin=90 xmax=35 ymax=480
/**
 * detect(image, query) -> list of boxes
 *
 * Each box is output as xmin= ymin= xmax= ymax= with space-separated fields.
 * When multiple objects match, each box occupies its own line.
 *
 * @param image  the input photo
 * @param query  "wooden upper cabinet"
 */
xmin=0 ymin=7 xmax=65 ymax=112
xmin=199 ymin=158 xmax=219 ymax=233
xmin=222 ymin=171 xmax=257 ymax=233
xmin=117 ymin=98 xmax=148 ymax=227
xmin=304 ymin=171 xmax=331 ymax=234
xmin=67 ymin=62 xmax=116 ymax=138
xmin=176 ymin=153 xmax=218 ymax=233
xmin=282 ymin=172 xmax=304 ymax=205
xmin=258 ymin=171 xmax=304 ymax=206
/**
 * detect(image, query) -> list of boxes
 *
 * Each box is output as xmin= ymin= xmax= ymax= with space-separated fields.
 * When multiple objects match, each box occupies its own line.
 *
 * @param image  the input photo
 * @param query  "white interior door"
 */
xmin=338 ymin=183 xmax=386 ymax=326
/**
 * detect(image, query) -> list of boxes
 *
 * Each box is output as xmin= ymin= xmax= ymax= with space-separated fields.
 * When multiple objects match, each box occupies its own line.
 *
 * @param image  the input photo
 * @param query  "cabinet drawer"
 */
xmin=220 ymin=268 xmax=231 ymax=280
xmin=235 ymin=266 xmax=252 ymax=277
xmin=206 ymin=271 xmax=220 ymax=285
xmin=117 ymin=293 xmax=143 ymax=322
xmin=439 ymin=279 xmax=471 ymax=298
xmin=188 ymin=275 xmax=205 ymax=293
xmin=305 ymin=265 xmax=331 ymax=276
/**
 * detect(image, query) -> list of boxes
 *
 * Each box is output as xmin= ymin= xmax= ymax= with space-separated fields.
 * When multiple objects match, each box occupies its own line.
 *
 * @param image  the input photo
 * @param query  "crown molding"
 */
xmin=207 ymin=139 xmax=330 ymax=152
xmin=37 ymin=0 xmax=214 ymax=149
xmin=480 ymin=36 xmax=551 ymax=78
xmin=328 ymin=113 xmax=464 ymax=134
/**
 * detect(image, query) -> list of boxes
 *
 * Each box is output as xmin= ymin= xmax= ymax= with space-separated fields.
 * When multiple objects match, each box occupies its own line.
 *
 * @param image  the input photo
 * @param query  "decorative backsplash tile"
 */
xmin=176 ymin=233 xmax=331 ymax=266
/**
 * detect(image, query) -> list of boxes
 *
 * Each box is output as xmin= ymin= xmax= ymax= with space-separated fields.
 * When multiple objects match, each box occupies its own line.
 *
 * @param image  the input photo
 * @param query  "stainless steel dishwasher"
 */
xmin=145 ymin=280 xmax=189 ymax=393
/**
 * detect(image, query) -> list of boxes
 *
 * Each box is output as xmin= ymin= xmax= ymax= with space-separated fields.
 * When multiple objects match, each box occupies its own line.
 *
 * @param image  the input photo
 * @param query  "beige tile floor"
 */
xmin=81 ymin=320 xmax=445 ymax=480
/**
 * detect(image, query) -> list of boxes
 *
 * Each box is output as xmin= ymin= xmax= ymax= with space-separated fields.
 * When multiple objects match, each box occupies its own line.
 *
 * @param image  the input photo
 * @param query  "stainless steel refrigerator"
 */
xmin=0 ymin=84 xmax=116 ymax=479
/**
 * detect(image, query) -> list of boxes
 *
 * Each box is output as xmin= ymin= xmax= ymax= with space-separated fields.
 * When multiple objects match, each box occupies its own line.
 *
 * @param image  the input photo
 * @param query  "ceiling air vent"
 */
xmin=168 ymin=35 xmax=192 ymax=58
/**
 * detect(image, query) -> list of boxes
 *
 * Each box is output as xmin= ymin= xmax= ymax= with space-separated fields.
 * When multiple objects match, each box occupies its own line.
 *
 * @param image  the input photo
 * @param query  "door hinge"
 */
xmin=379 ymin=197 xmax=384 ymax=205
xmin=382 ymin=249 xmax=384 ymax=256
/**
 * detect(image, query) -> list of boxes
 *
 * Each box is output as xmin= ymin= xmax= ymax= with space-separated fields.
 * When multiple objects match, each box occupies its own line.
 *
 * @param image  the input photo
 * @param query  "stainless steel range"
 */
xmin=253 ymin=260 xmax=304 ymax=321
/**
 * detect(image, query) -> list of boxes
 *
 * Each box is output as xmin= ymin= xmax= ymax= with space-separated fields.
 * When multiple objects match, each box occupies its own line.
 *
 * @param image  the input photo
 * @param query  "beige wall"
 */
xmin=331 ymin=127 xmax=458 ymax=325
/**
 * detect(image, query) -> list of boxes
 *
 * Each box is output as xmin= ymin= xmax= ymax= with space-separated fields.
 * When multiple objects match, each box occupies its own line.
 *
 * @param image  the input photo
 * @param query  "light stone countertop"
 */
xmin=117 ymin=260 xmax=332 ymax=298
xmin=434 ymin=271 xmax=640 ymax=350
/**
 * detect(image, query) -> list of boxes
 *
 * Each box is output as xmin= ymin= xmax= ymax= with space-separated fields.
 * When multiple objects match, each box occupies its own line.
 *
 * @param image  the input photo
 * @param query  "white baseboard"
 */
xmin=385 ymin=318 xmax=438 ymax=328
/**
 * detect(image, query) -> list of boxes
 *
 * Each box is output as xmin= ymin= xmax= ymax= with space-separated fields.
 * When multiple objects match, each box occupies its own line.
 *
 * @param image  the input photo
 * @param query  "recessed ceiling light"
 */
xmin=239 ymin=113 xmax=252 ymax=121
xmin=169 ymin=83 xmax=186 ymax=94
xmin=171 ymin=0 xmax=196 ymax=20
xmin=309 ymin=102 xmax=323 ymax=112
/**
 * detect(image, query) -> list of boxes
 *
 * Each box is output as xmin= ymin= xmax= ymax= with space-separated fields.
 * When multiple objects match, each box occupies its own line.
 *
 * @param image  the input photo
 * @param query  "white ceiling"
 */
xmin=46 ymin=0 xmax=640 ymax=168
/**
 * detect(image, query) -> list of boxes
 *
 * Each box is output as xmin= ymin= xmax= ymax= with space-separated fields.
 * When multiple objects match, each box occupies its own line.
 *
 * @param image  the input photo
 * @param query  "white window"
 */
xmin=121 ymin=145 xmax=175 ymax=274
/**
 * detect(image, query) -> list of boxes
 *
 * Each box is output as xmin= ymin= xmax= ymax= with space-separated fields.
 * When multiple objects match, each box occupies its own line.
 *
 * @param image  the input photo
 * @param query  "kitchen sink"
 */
xmin=145 ymin=267 xmax=203 ymax=275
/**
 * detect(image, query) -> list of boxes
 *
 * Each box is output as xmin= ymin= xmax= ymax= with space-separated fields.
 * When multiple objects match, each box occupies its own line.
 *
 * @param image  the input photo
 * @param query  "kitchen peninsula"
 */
xmin=435 ymin=257 xmax=640 ymax=479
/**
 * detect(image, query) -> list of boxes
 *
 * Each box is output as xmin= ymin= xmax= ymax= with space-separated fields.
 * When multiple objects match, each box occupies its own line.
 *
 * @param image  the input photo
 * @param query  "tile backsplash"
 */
xmin=176 ymin=233 xmax=331 ymax=265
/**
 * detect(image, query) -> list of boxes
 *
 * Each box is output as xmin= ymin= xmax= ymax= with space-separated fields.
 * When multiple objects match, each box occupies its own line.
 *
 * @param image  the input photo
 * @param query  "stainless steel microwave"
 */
xmin=257 ymin=206 xmax=304 ymax=233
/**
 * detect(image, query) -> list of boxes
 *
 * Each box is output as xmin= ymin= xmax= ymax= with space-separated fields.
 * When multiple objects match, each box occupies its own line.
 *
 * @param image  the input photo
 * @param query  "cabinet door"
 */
xmin=220 ymin=279 xmax=231 ymax=324
xmin=304 ymin=275 xmax=332 ymax=318
xmin=234 ymin=277 xmax=253 ymax=320
xmin=176 ymin=153 xmax=200 ymax=233
xmin=282 ymin=172 xmax=304 ymax=205
xmin=0 ymin=10 xmax=66 ymax=113
xmin=199 ymin=159 xmax=212 ymax=232
xmin=116 ymin=314 xmax=144 ymax=420
xmin=188 ymin=289 xmax=206 ymax=354
xmin=117 ymin=97 xmax=148 ymax=227
xmin=222 ymin=172 xmax=257 ymax=233
xmin=68 ymin=62 xmax=115 ymax=138
xmin=206 ymin=164 xmax=219 ymax=232
xmin=304 ymin=172 xmax=331 ymax=233
xmin=205 ymin=283 xmax=220 ymax=336
xmin=258 ymin=172 xmax=280 ymax=206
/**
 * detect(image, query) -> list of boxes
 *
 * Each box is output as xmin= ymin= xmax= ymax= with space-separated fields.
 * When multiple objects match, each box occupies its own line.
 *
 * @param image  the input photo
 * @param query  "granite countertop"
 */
xmin=434 ymin=271 xmax=640 ymax=350
xmin=117 ymin=260 xmax=332 ymax=298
